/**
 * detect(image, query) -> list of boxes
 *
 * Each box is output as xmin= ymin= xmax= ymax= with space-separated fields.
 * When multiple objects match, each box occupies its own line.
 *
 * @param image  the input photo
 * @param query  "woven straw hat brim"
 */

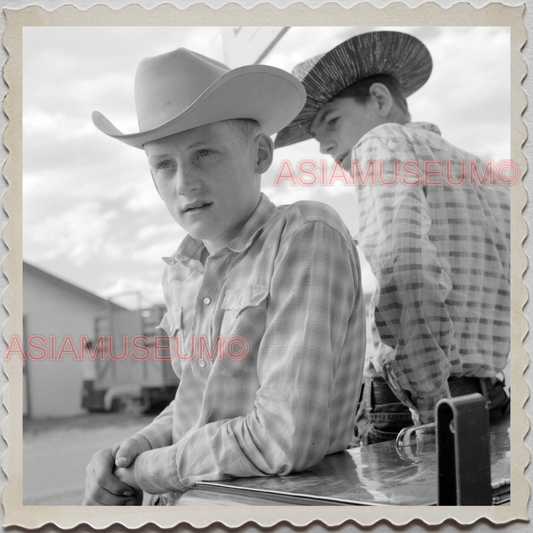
xmin=93 ymin=65 xmax=306 ymax=149
xmin=274 ymin=31 xmax=433 ymax=149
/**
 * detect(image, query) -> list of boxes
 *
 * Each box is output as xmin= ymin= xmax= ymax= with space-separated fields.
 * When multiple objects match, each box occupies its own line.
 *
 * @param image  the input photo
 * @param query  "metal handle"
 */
xmin=395 ymin=423 xmax=435 ymax=448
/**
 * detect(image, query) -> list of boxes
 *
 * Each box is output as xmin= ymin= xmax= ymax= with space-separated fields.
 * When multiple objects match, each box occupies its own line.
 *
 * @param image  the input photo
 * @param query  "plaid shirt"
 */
xmin=132 ymin=194 xmax=365 ymax=497
xmin=353 ymin=122 xmax=510 ymax=424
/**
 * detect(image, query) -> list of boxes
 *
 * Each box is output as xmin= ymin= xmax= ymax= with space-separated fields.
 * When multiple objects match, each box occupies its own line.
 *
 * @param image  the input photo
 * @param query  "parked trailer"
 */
xmin=82 ymin=304 xmax=179 ymax=413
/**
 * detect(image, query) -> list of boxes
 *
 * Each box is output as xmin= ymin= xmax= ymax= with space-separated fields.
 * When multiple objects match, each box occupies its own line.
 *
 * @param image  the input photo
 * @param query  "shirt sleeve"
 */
xmin=354 ymin=132 xmax=455 ymax=424
xmin=133 ymin=218 xmax=362 ymax=494
xmin=132 ymin=401 xmax=175 ymax=450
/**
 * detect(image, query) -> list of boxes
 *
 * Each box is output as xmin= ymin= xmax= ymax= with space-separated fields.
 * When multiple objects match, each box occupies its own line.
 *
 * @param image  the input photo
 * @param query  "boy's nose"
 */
xmin=176 ymin=167 xmax=201 ymax=195
xmin=313 ymin=128 xmax=336 ymax=156
xmin=319 ymin=139 xmax=337 ymax=156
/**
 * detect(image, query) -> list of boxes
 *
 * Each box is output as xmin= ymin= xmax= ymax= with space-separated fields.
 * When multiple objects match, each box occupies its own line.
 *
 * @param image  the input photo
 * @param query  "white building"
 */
xmin=22 ymin=262 xmax=125 ymax=418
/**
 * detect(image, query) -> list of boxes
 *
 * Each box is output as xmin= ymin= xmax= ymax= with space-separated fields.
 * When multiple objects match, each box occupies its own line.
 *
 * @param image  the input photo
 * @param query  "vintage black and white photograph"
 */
xmin=2 ymin=2 xmax=528 ymax=529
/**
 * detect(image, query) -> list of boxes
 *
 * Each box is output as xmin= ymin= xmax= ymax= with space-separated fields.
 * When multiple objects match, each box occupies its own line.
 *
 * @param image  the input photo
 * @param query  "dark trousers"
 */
xmin=354 ymin=375 xmax=510 ymax=445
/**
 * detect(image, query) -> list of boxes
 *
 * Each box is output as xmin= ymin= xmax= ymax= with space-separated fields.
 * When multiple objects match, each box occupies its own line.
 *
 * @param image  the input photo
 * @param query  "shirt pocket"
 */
xmin=221 ymin=284 xmax=269 ymax=315
xmin=218 ymin=284 xmax=269 ymax=377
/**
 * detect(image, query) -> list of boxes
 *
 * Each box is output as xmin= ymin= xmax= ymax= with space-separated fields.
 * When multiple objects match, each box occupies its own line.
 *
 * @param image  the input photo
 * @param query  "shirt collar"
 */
xmin=355 ymin=121 xmax=442 ymax=150
xmin=226 ymin=193 xmax=276 ymax=253
xmin=162 ymin=193 xmax=277 ymax=269
xmin=405 ymin=122 xmax=442 ymax=136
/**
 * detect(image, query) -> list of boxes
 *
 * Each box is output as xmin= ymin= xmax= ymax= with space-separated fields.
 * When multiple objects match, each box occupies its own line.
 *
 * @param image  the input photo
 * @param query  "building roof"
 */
xmin=23 ymin=261 xmax=126 ymax=311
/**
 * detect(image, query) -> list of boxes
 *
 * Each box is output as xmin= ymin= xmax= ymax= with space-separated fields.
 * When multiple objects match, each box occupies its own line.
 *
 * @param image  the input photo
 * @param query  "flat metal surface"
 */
xmin=195 ymin=418 xmax=510 ymax=506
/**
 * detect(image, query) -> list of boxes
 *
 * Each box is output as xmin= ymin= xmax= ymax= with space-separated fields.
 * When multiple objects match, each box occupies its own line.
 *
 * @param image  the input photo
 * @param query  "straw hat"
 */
xmin=93 ymin=47 xmax=306 ymax=149
xmin=274 ymin=31 xmax=432 ymax=149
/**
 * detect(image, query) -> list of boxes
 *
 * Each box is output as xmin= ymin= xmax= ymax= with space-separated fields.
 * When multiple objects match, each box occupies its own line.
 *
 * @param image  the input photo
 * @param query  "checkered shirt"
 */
xmin=353 ymin=122 xmax=510 ymax=424
xmin=132 ymin=194 xmax=366 ymax=496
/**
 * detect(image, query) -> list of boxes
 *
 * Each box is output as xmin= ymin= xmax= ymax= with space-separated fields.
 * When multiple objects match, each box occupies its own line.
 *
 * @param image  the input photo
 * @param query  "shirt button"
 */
xmin=203 ymin=297 xmax=212 ymax=305
xmin=199 ymin=360 xmax=206 ymax=368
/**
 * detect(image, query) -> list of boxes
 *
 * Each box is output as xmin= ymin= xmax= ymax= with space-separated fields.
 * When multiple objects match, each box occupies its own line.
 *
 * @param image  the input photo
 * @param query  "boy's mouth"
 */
xmin=184 ymin=201 xmax=213 ymax=213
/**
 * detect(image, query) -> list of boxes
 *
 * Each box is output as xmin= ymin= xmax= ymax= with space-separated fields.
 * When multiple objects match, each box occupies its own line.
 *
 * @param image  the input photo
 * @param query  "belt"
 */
xmin=365 ymin=378 xmax=404 ymax=406
xmin=364 ymin=376 xmax=492 ymax=407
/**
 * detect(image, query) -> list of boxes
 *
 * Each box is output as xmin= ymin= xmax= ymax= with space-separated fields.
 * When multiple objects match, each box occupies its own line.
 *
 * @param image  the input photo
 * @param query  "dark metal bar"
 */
xmin=437 ymin=393 xmax=492 ymax=505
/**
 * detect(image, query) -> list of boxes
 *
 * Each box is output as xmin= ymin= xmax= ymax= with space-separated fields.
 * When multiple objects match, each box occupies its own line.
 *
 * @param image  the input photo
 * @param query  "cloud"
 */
xmin=409 ymin=27 xmax=510 ymax=161
xmin=24 ymin=202 xmax=119 ymax=263
xmin=22 ymin=26 xmax=512 ymax=305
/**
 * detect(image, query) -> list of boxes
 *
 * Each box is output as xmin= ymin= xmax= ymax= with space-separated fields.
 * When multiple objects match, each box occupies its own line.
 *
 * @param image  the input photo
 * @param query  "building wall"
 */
xmin=23 ymin=264 xmax=109 ymax=418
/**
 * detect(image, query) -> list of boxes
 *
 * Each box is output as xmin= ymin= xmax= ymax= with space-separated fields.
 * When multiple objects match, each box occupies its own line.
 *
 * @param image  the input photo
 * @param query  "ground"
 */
xmin=23 ymin=412 xmax=155 ymax=505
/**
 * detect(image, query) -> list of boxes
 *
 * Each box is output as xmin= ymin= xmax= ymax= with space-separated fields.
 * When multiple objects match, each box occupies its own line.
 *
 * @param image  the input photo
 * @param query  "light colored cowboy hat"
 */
xmin=93 ymin=47 xmax=306 ymax=149
xmin=274 ymin=31 xmax=432 ymax=149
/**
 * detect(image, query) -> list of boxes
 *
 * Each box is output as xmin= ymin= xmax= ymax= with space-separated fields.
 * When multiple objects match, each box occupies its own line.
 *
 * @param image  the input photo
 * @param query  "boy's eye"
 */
xmin=197 ymin=149 xmax=211 ymax=159
xmin=157 ymin=161 xmax=174 ymax=170
xmin=328 ymin=117 xmax=339 ymax=127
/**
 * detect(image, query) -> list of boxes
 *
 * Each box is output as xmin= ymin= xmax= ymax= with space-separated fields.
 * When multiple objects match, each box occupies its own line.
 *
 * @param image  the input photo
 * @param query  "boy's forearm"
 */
xmin=133 ymin=401 xmax=175 ymax=450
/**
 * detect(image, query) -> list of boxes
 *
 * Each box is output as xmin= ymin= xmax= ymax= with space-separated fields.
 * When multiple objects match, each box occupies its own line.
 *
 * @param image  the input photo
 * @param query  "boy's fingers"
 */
xmin=84 ymin=442 xmax=144 ymax=506
xmin=83 ymin=489 xmax=136 ymax=506
xmin=115 ymin=438 xmax=147 ymax=468
xmin=114 ymin=438 xmax=143 ymax=468
xmin=87 ymin=448 xmax=134 ymax=497
xmin=114 ymin=455 xmax=130 ymax=468
xmin=94 ymin=463 xmax=135 ymax=496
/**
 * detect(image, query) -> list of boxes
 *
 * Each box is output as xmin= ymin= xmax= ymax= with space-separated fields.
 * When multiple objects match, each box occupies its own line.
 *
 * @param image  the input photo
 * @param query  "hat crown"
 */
xmin=93 ymin=46 xmax=306 ymax=149
xmin=134 ymin=48 xmax=230 ymax=132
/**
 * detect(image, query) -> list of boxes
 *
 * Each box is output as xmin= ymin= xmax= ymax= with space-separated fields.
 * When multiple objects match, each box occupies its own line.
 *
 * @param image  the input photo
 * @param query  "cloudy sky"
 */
xmin=23 ymin=26 xmax=510 ymax=308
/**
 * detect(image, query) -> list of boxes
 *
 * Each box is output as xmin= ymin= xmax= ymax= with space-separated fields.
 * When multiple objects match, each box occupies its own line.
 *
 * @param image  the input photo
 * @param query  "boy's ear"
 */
xmin=254 ymin=133 xmax=274 ymax=174
xmin=368 ymin=82 xmax=394 ymax=118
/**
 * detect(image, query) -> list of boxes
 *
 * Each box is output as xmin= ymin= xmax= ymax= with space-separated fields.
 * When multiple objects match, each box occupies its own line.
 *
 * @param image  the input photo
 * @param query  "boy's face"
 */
xmin=145 ymin=121 xmax=262 ymax=253
xmin=310 ymin=97 xmax=384 ymax=168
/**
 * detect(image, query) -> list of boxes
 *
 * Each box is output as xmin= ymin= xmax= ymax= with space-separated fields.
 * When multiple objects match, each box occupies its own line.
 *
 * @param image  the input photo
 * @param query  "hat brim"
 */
xmin=93 ymin=65 xmax=306 ymax=149
xmin=274 ymin=31 xmax=433 ymax=149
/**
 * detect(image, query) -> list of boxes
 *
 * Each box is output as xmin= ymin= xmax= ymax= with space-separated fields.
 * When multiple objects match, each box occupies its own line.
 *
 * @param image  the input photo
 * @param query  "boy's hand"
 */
xmin=83 ymin=437 xmax=150 ymax=506
xmin=113 ymin=464 xmax=140 ymax=489
xmin=114 ymin=462 xmax=144 ymax=505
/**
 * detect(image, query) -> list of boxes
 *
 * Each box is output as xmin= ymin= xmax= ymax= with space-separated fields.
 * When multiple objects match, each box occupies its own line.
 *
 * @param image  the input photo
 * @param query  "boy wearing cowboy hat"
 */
xmin=276 ymin=31 xmax=510 ymax=444
xmin=83 ymin=47 xmax=366 ymax=505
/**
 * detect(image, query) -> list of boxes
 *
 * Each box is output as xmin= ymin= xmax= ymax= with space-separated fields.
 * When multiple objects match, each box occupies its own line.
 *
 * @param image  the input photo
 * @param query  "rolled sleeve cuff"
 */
xmin=134 ymin=447 xmax=188 ymax=495
xmin=128 ymin=433 xmax=153 ymax=452
xmin=416 ymin=385 xmax=450 ymax=425
xmin=133 ymin=426 xmax=171 ymax=451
